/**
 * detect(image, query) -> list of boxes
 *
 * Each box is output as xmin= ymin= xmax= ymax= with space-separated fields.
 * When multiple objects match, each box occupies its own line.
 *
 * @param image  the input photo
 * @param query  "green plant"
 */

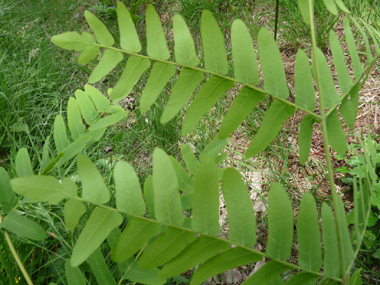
xmin=1 ymin=0 xmax=380 ymax=284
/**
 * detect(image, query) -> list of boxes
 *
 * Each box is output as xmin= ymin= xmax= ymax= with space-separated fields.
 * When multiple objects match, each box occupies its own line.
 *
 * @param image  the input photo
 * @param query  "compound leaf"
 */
xmin=88 ymin=49 xmax=123 ymax=84
xmin=169 ymin=157 xmax=191 ymax=191
xmin=71 ymin=207 xmax=122 ymax=267
xmin=343 ymin=17 xmax=363 ymax=79
xmin=323 ymin=0 xmax=338 ymax=15
xmin=326 ymin=109 xmax=347 ymax=154
xmin=123 ymin=260 xmax=166 ymax=285
xmin=15 ymin=148 xmax=33 ymax=177
xmin=64 ymin=199 xmax=86 ymax=231
xmin=299 ymin=114 xmax=316 ymax=165
xmin=340 ymin=83 xmax=359 ymax=130
xmin=68 ymin=97 xmax=85 ymax=140
xmin=0 ymin=168 xmax=18 ymax=214
xmin=297 ymin=0 xmax=312 ymax=25
xmin=114 ymin=160 xmax=146 ymax=216
xmin=181 ymin=144 xmax=199 ymax=175
xmin=1 ymin=211 xmax=46 ymax=240
xmin=51 ymin=31 xmax=92 ymax=51
xmin=75 ymin=90 xmax=98 ymax=125
xmin=182 ymin=75 xmax=233 ymax=136
xmin=284 ymin=272 xmax=319 ymax=285
xmin=146 ymin=5 xmax=170 ymax=60
xmin=242 ymin=261 xmax=291 ymax=285
xmin=85 ymin=85 xmax=110 ymax=112
xmin=222 ymin=168 xmax=257 ymax=247
xmin=88 ymin=248 xmax=116 ymax=285
xmin=54 ymin=115 xmax=70 ymax=154
xmin=266 ymin=183 xmax=293 ymax=260
xmin=65 ymin=259 xmax=85 ymax=285
xmin=58 ymin=135 xmax=90 ymax=167
xmin=201 ymin=10 xmax=228 ymax=74
xmin=295 ymin=49 xmax=315 ymax=111
xmin=335 ymin=0 xmax=350 ymax=13
xmin=84 ymin=10 xmax=114 ymax=46
xmin=246 ymin=100 xmax=295 ymax=158
xmin=117 ymin=2 xmax=141 ymax=52
xmin=258 ymin=27 xmax=288 ymax=99
xmin=199 ymin=136 xmax=228 ymax=160
xmin=88 ymin=111 xmax=128 ymax=131
xmin=144 ymin=175 xmax=155 ymax=220
xmin=140 ymin=62 xmax=176 ymax=113
xmin=78 ymin=45 xmax=99 ymax=64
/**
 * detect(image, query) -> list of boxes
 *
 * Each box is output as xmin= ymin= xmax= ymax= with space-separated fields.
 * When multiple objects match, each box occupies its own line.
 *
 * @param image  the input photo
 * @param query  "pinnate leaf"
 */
xmin=85 ymin=85 xmax=110 ymax=112
xmin=68 ymin=97 xmax=85 ymax=140
xmin=182 ymin=75 xmax=233 ymax=136
xmin=71 ymin=207 xmax=122 ymax=267
xmin=242 ymin=261 xmax=291 ymax=285
xmin=117 ymin=2 xmax=141 ymax=52
xmin=51 ymin=32 xmax=92 ymax=51
xmin=344 ymin=17 xmax=363 ymax=79
xmin=169 ymin=156 xmax=191 ymax=191
xmin=88 ymin=248 xmax=116 ymax=285
xmin=335 ymin=0 xmax=350 ymax=13
xmin=181 ymin=144 xmax=200 ymax=175
xmin=201 ymin=10 xmax=228 ymax=74
xmin=1 ymin=211 xmax=46 ymax=240
xmin=222 ymin=168 xmax=257 ymax=247
xmin=57 ymin=135 xmax=90 ymax=167
xmin=65 ymin=259 xmax=86 ymax=285
xmin=123 ymin=260 xmax=166 ymax=285
xmin=146 ymin=5 xmax=170 ymax=60
xmin=89 ymin=111 xmax=128 ymax=131
xmin=326 ymin=110 xmax=347 ymax=154
xmin=78 ymin=45 xmax=99 ymax=64
xmin=16 ymin=148 xmax=33 ymax=177
xmin=0 ymin=168 xmax=18 ymax=214
xmin=283 ymin=272 xmax=319 ymax=285
xmin=161 ymin=68 xmax=204 ymax=123
xmin=199 ymin=136 xmax=228 ymax=160
xmin=231 ymin=19 xmax=259 ymax=85
xmin=246 ymin=100 xmax=295 ymax=158
xmin=340 ymin=83 xmax=359 ymax=130
xmin=258 ymin=27 xmax=288 ymax=99
xmin=114 ymin=160 xmax=145 ymax=216
xmin=323 ymin=0 xmax=338 ymax=15
xmin=299 ymin=114 xmax=316 ymax=165
xmin=64 ymin=199 xmax=86 ymax=231
xmin=266 ymin=183 xmax=293 ymax=260
xmin=84 ymin=10 xmax=114 ymax=46
xmin=144 ymin=175 xmax=155 ymax=219
xmin=140 ymin=62 xmax=176 ymax=113
xmin=75 ymin=90 xmax=98 ymax=125
xmin=297 ymin=0 xmax=312 ymax=25
xmin=54 ymin=115 xmax=70 ymax=154
xmin=88 ymin=49 xmax=123 ymax=84
xmin=295 ymin=49 xmax=315 ymax=111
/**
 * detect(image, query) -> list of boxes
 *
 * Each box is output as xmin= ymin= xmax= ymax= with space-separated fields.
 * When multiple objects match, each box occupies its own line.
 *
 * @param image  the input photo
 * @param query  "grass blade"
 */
xmin=222 ymin=168 xmax=257 ymax=247
xmin=246 ymin=100 xmax=295 ymax=158
xmin=161 ymin=68 xmax=204 ymax=123
xmin=88 ymin=248 xmax=116 ymax=285
xmin=114 ymin=161 xmax=146 ymax=216
xmin=258 ymin=27 xmax=288 ymax=99
xmin=299 ymin=114 xmax=316 ymax=165
xmin=182 ymin=75 xmax=233 ymax=136
xmin=84 ymin=10 xmax=114 ymax=46
xmin=64 ymin=199 xmax=86 ymax=231
xmin=15 ymin=148 xmax=33 ymax=177
xmin=173 ymin=14 xmax=199 ymax=67
xmin=140 ymin=62 xmax=176 ymax=113
xmin=201 ymin=10 xmax=228 ymax=74
xmin=71 ymin=207 xmax=122 ymax=267
xmin=266 ymin=183 xmax=293 ymax=260
xmin=146 ymin=5 xmax=170 ymax=60
xmin=326 ymin=109 xmax=347 ymax=154
xmin=88 ymin=49 xmax=123 ymax=84
xmin=231 ymin=19 xmax=259 ymax=85
xmin=41 ymin=135 xmax=51 ymax=172
xmin=295 ymin=49 xmax=315 ymax=111
xmin=117 ymin=2 xmax=141 ymax=52
xmin=0 ymin=167 xmax=18 ymax=214
xmin=111 ymin=218 xmax=161 ymax=263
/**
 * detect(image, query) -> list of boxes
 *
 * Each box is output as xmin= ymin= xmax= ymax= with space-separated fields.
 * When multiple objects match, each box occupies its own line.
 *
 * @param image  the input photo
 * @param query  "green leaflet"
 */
xmin=146 ymin=5 xmax=170 ymax=60
xmin=334 ymin=0 xmax=350 ymax=13
xmin=153 ymin=148 xmax=184 ymax=226
xmin=181 ymin=144 xmax=200 ymax=175
xmin=201 ymin=10 xmax=228 ymax=74
xmin=323 ymin=0 xmax=338 ymax=15
xmin=84 ymin=10 xmax=114 ymax=46
xmin=68 ymin=97 xmax=85 ymax=140
xmin=123 ymin=260 xmax=166 ymax=285
xmin=114 ymin=161 xmax=146 ymax=216
xmin=297 ymin=192 xmax=322 ymax=271
xmin=88 ymin=248 xmax=116 ymax=285
xmin=242 ymin=261 xmax=291 ymax=285
xmin=88 ymin=111 xmax=128 ymax=131
xmin=15 ymin=148 xmax=33 ymax=177
xmin=65 ymin=259 xmax=86 ymax=285
xmin=54 ymin=115 xmax=70 ymax=153
xmin=299 ymin=114 xmax=316 ymax=165
xmin=110 ymin=55 xmax=151 ymax=101
xmin=350 ymin=18 xmax=373 ymax=62
xmin=140 ymin=62 xmax=176 ymax=113
xmin=75 ymin=90 xmax=98 ymax=125
xmin=41 ymin=135 xmax=51 ymax=172
xmin=78 ymin=45 xmax=99 ymax=64
xmin=340 ymin=83 xmax=359 ymax=130
xmin=219 ymin=87 xmax=264 ymax=139
xmin=0 ymin=211 xmax=46 ymax=241
xmin=88 ymin=49 xmax=123 ymax=84
xmin=11 ymin=176 xmax=68 ymax=204
xmin=221 ymin=168 xmax=257 ymax=247
xmin=51 ymin=31 xmax=92 ymax=51
xmin=322 ymin=203 xmax=341 ymax=278
xmin=144 ymin=175 xmax=155 ymax=220
xmin=0 ymin=168 xmax=18 ymax=214
xmin=105 ymin=105 xmax=125 ymax=114
xmin=295 ymin=49 xmax=315 ymax=111
xmin=57 ymin=135 xmax=90 ymax=167
xmin=192 ymin=155 xmax=219 ymax=235
xmin=258 ymin=27 xmax=288 ymax=99
xmin=246 ymin=100 xmax=295 ymax=158
xmin=161 ymin=68 xmax=204 ymax=123
xmin=343 ymin=17 xmax=363 ymax=79
xmin=111 ymin=218 xmax=161 ymax=263
xmin=169 ymin=156 xmax=191 ymax=191
xmin=159 ymin=236 xmax=230 ymax=278
xmin=326 ymin=110 xmax=347 ymax=154
xmin=85 ymin=85 xmax=110 ymax=112
xmin=297 ymin=0 xmax=313 ymax=25
xmin=349 ymin=270 xmax=362 ymax=285
xmin=64 ymin=199 xmax=86 ymax=231
xmin=71 ymin=207 xmax=122 ymax=267
xmin=190 ymin=247 xmax=262 ymax=285
xmin=117 ymin=2 xmax=141 ymax=52
xmin=77 ymin=155 xmax=109 ymax=205
xmin=329 ymin=30 xmax=352 ymax=93
xmin=283 ymin=272 xmax=319 ymax=285
xmin=200 ymin=136 xmax=228 ymax=160
xmin=139 ymin=227 xmax=196 ymax=269
xmin=86 ymin=127 xmax=106 ymax=145
xmin=336 ymin=196 xmax=355 ymax=271
xmin=312 ymin=48 xmax=341 ymax=110
xmin=182 ymin=75 xmax=233 ymax=136
xmin=173 ymin=14 xmax=199 ymax=67
xmin=266 ymin=183 xmax=293 ymax=260
xmin=359 ymin=19 xmax=380 ymax=55
xmin=231 ymin=19 xmax=259 ymax=85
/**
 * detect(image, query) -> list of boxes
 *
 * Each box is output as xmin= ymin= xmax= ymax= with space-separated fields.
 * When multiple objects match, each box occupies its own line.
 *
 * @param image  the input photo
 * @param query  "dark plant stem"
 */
xmin=274 ymin=0 xmax=280 ymax=41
